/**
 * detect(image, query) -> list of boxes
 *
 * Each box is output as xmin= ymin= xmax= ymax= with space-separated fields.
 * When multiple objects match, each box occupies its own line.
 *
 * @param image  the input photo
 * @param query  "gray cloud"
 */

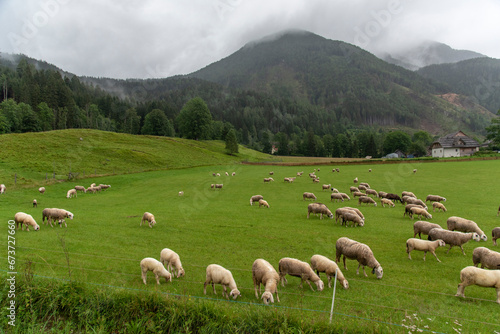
xmin=1 ymin=0 xmax=499 ymax=79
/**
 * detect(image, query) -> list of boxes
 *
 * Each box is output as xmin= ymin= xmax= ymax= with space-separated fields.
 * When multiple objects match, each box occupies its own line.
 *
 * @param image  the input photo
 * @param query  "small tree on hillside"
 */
xmin=225 ymin=128 xmax=239 ymax=155
xmin=383 ymin=131 xmax=411 ymax=155
xmin=176 ymin=97 xmax=212 ymax=140
xmin=486 ymin=110 xmax=500 ymax=149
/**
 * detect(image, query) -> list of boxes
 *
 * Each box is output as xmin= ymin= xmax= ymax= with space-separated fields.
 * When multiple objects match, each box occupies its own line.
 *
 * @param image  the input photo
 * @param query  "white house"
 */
xmin=430 ymin=131 xmax=480 ymax=158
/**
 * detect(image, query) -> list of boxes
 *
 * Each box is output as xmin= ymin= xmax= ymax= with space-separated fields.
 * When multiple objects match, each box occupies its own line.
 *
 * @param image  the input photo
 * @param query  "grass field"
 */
xmin=1 ymin=154 xmax=500 ymax=332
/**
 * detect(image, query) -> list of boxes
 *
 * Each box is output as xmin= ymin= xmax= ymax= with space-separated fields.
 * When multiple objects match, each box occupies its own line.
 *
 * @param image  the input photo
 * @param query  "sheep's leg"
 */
xmin=203 ymin=281 xmax=209 ymax=295
xmin=253 ymin=282 xmax=259 ymax=299
xmin=459 ymin=246 xmax=466 ymax=256
xmin=494 ymin=238 xmax=498 ymax=246
xmin=141 ymin=270 xmax=147 ymax=285
xmin=496 ymin=288 xmax=500 ymax=304
xmin=223 ymin=285 xmax=228 ymax=299
xmin=407 ymin=250 xmax=412 ymax=260
xmin=430 ymin=251 xmax=441 ymax=262
xmin=342 ymin=256 xmax=347 ymax=270
xmin=327 ymin=275 xmax=332 ymax=288
xmin=305 ymin=279 xmax=314 ymax=291
xmin=356 ymin=264 xmax=360 ymax=275
xmin=455 ymin=282 xmax=467 ymax=297
xmin=423 ymin=251 xmax=426 ymax=261
xmin=154 ymin=273 xmax=161 ymax=285
xmin=212 ymin=282 xmax=216 ymax=295
xmin=446 ymin=245 xmax=453 ymax=254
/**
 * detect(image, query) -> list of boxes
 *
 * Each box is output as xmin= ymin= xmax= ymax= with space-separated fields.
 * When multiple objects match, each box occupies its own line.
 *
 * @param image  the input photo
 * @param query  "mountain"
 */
xmin=417 ymin=57 xmax=500 ymax=113
xmin=380 ymin=41 xmax=485 ymax=71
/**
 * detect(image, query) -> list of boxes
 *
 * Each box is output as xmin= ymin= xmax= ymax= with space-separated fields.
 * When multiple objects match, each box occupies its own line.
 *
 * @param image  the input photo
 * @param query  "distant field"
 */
xmin=2 ymin=159 xmax=500 ymax=332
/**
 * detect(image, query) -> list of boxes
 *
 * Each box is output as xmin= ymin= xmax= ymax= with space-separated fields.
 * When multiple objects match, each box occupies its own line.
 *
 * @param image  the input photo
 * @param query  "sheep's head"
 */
xmin=164 ymin=272 xmax=172 ymax=282
xmin=426 ymin=213 xmax=433 ymax=219
xmin=437 ymin=239 xmax=446 ymax=247
xmin=67 ymin=212 xmax=74 ymax=220
xmin=341 ymin=279 xmax=349 ymax=289
xmin=373 ymin=202 xmax=377 ymax=207
xmin=34 ymin=224 xmax=40 ymax=231
xmin=261 ymin=291 xmax=274 ymax=305
xmin=472 ymin=233 xmax=481 ymax=242
xmin=372 ymin=266 xmax=383 ymax=279
xmin=177 ymin=268 xmax=185 ymax=278
xmin=480 ymin=234 xmax=488 ymax=242
xmin=315 ymin=279 xmax=324 ymax=291
xmin=229 ymin=289 xmax=241 ymax=300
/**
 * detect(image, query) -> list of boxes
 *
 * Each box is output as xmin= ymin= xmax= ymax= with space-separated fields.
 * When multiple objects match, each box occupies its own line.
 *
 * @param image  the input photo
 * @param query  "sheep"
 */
xmin=203 ymin=264 xmax=241 ymax=300
xmin=94 ymin=185 xmax=102 ymax=192
xmin=368 ymin=169 xmax=372 ymax=172
xmin=322 ymin=184 xmax=331 ymax=191
xmin=312 ymin=178 xmax=319 ymax=183
xmin=455 ymin=266 xmax=500 ymax=304
xmin=263 ymin=177 xmax=274 ymax=183
xmin=216 ymin=173 xmax=220 ymax=177
xmin=310 ymin=254 xmax=349 ymax=289
xmin=428 ymin=229 xmax=480 ymax=255
xmin=140 ymin=212 xmax=156 ymax=228
xmin=339 ymin=193 xmax=351 ymax=201
xmin=359 ymin=182 xmax=370 ymax=189
xmin=413 ymin=221 xmax=442 ymax=239
xmin=426 ymin=195 xmax=446 ymax=203
xmin=225 ymin=172 xmax=229 ymax=176
xmin=447 ymin=216 xmax=487 ymax=241
xmin=331 ymin=187 xmax=339 ymax=193
xmin=307 ymin=203 xmax=333 ymax=219
xmin=335 ymin=237 xmax=383 ymax=279
xmin=432 ymin=202 xmax=447 ymax=212
xmin=404 ymin=204 xmax=425 ymax=217
xmin=86 ymin=186 xmax=96 ymax=194
xmin=358 ymin=185 xmax=368 ymax=192
xmin=335 ymin=207 xmax=364 ymax=224
xmin=231 ymin=172 xmax=236 ymax=176
xmin=66 ymin=189 xmax=77 ymax=199
xmin=336 ymin=168 xmax=340 ymax=172
xmin=42 ymin=208 xmax=74 ymax=227
xmin=0 ymin=184 xmax=5 ymax=194
xmin=278 ymin=257 xmax=324 ymax=291
xmin=406 ymin=238 xmax=446 ymax=262
xmin=405 ymin=197 xmax=428 ymax=210
xmin=250 ymin=195 xmax=263 ymax=206
xmin=330 ymin=193 xmax=344 ymax=202
xmin=160 ymin=248 xmax=185 ymax=278
xmin=402 ymin=191 xmax=416 ymax=198
xmin=365 ymin=189 xmax=379 ymax=198
xmin=297 ymin=171 xmax=304 ymax=177
xmin=409 ymin=207 xmax=432 ymax=220
xmin=269 ymin=171 xmax=274 ymax=175
xmin=309 ymin=173 xmax=316 ymax=178
xmin=358 ymin=196 xmax=377 ymax=206
xmin=352 ymin=191 xmax=366 ymax=198
xmin=378 ymin=191 xmax=388 ymax=198
xmin=339 ymin=210 xmax=365 ymax=227
xmin=14 ymin=212 xmax=40 ymax=231
xmin=385 ymin=193 xmax=402 ymax=203
xmin=343 ymin=207 xmax=365 ymax=220
xmin=215 ymin=184 xmax=223 ymax=189
xmin=258 ymin=199 xmax=270 ymax=208
xmin=74 ymin=185 xmax=87 ymax=193
xmin=349 ymin=186 xmax=360 ymax=193
xmin=178 ymin=191 xmax=184 ymax=196
xmin=99 ymin=184 xmax=111 ymax=190
xmin=90 ymin=183 xmax=96 ymax=187
xmin=380 ymin=198 xmax=395 ymax=208
xmin=472 ymin=247 xmax=500 ymax=269
xmin=353 ymin=177 xmax=358 ymax=184
xmin=252 ymin=259 xmax=280 ymax=305
xmin=140 ymin=257 xmax=172 ymax=285
xmin=413 ymin=169 xmax=417 ymax=174
xmin=38 ymin=187 xmax=45 ymax=194
xmin=498 ymin=205 xmax=500 ymax=216
xmin=284 ymin=177 xmax=293 ymax=183
xmin=210 ymin=184 xmax=215 ymax=189
xmin=33 ymin=199 xmax=37 ymax=208
xmin=303 ymin=192 xmax=317 ymax=201
xmin=493 ymin=227 xmax=500 ymax=246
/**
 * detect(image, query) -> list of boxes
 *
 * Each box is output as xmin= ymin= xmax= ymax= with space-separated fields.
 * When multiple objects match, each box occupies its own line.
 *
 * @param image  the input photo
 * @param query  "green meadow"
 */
xmin=1 ymin=130 xmax=500 ymax=333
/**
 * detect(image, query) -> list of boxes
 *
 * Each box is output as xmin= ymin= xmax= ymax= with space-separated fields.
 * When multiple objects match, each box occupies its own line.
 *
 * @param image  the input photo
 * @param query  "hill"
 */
xmin=0 ymin=129 xmax=274 ymax=186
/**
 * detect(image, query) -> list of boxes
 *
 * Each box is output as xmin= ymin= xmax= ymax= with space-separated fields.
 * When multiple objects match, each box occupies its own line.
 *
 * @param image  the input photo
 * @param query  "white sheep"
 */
xmin=225 ymin=172 xmax=229 ymax=176
xmin=380 ymin=198 xmax=395 ymax=208
xmin=310 ymin=254 xmax=349 ymax=289
xmin=358 ymin=196 xmax=377 ymax=206
xmin=99 ymin=184 xmax=111 ymax=190
xmin=297 ymin=171 xmax=304 ymax=177
xmin=250 ymin=195 xmax=263 ymax=206
xmin=263 ymin=177 xmax=274 ymax=183
xmin=413 ymin=221 xmax=442 ymax=239
xmin=303 ymin=192 xmax=317 ymax=201
xmin=178 ymin=191 xmax=184 ymax=196
xmin=330 ymin=193 xmax=344 ymax=202
xmin=447 ymin=216 xmax=487 ymax=241
xmin=472 ymin=247 xmax=500 ymax=269
xmin=140 ymin=257 xmax=172 ymax=285
xmin=352 ymin=191 xmax=366 ymax=198
xmin=359 ymin=182 xmax=370 ymax=188
xmin=42 ymin=208 xmax=74 ymax=227
xmin=335 ymin=237 xmax=383 ymax=279
xmin=307 ymin=203 xmax=333 ymax=219
xmin=338 ymin=210 xmax=365 ymax=227
xmin=340 ymin=206 xmax=365 ymax=220
xmin=141 ymin=212 xmax=156 ymax=228
xmin=331 ymin=187 xmax=339 ymax=193
xmin=160 ymin=248 xmax=185 ymax=278
xmin=365 ymin=189 xmax=379 ymax=198
xmin=232 ymin=172 xmax=236 ymax=176
xmin=432 ymin=202 xmax=447 ymax=212
xmin=278 ymin=257 xmax=324 ymax=291
xmin=258 ymin=199 xmax=270 ymax=208
xmin=66 ymin=189 xmax=77 ymax=199
xmin=339 ymin=193 xmax=351 ymax=201
xmin=322 ymin=184 xmax=331 ymax=191
xmin=252 ymin=258 xmax=280 ymax=305
xmin=349 ymin=186 xmax=360 ymax=193
xmin=455 ymin=266 xmax=500 ymax=304
xmin=404 ymin=204 xmax=425 ymax=217
xmin=0 ymin=184 xmax=5 ymax=194
xmin=493 ymin=227 xmax=500 ymax=246
xmin=353 ymin=177 xmax=358 ymax=184
xmin=358 ymin=185 xmax=368 ymax=192
xmin=426 ymin=195 xmax=446 ymax=203
xmin=203 ymin=264 xmax=241 ymax=300
xmin=33 ymin=199 xmax=37 ymax=208
xmin=14 ymin=212 xmax=40 ymax=231
xmin=428 ymin=229 xmax=480 ymax=255
xmin=38 ymin=186 xmax=45 ymax=194
xmin=405 ymin=197 xmax=428 ymax=210
xmin=269 ymin=171 xmax=274 ymax=175
xmin=406 ymin=238 xmax=446 ymax=262
xmin=413 ymin=169 xmax=417 ymax=174
xmin=409 ymin=207 xmax=432 ymax=220
xmin=74 ymin=185 xmax=87 ymax=193
xmin=402 ymin=191 xmax=416 ymax=198
xmin=215 ymin=184 xmax=223 ymax=189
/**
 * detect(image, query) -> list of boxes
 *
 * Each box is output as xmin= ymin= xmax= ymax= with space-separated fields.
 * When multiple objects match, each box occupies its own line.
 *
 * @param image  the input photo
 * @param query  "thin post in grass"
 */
xmin=329 ymin=268 xmax=338 ymax=324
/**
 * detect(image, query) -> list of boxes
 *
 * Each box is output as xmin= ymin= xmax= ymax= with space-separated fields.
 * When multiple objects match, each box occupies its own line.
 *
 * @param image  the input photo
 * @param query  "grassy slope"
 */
xmin=1 ymin=159 xmax=500 ymax=332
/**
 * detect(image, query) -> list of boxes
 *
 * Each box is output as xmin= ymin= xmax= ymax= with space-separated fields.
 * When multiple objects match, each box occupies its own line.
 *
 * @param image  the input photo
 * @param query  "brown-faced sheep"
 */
xmin=307 ymin=203 xmax=333 ymax=219
xmin=140 ymin=212 xmax=156 ymax=228
xmin=14 ymin=212 xmax=40 ymax=231
xmin=358 ymin=196 xmax=377 ymax=207
xmin=432 ymin=202 xmax=447 ymax=212
xmin=310 ymin=254 xmax=349 ymax=289
xmin=413 ymin=221 xmax=442 ymax=239
xmin=33 ymin=199 xmax=37 ymax=208
xmin=160 ymin=248 xmax=185 ymax=278
xmin=258 ymin=199 xmax=270 ymax=208
xmin=330 ymin=193 xmax=344 ymax=202
xmin=140 ymin=258 xmax=172 ymax=285
xmin=250 ymin=195 xmax=264 ymax=205
xmin=303 ymin=192 xmax=317 ymax=201
xmin=447 ymin=216 xmax=487 ymax=241
xmin=204 ymin=264 xmax=241 ymax=300
xmin=380 ymin=198 xmax=395 ymax=208
xmin=252 ymin=259 xmax=280 ymax=305
xmin=278 ymin=257 xmax=324 ymax=291
xmin=406 ymin=238 xmax=446 ymax=262
xmin=493 ymin=227 xmax=500 ymax=246
xmin=428 ymin=229 xmax=480 ymax=255
xmin=215 ymin=184 xmax=223 ymax=189
xmin=455 ymin=266 xmax=500 ymax=304
xmin=335 ymin=237 xmax=383 ymax=279
xmin=472 ymin=247 xmax=500 ymax=269
xmin=426 ymin=195 xmax=446 ymax=203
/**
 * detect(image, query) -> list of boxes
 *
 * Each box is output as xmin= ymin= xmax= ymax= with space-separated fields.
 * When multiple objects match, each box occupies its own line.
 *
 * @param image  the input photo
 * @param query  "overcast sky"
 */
xmin=1 ymin=0 xmax=499 ymax=79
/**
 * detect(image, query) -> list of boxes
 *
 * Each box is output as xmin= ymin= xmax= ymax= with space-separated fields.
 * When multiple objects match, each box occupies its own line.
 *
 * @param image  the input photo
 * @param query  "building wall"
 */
xmin=432 ymin=147 xmax=478 ymax=157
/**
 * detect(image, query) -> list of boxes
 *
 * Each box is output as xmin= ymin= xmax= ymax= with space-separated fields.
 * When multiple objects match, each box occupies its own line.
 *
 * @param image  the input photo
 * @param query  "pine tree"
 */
xmin=225 ymin=128 xmax=239 ymax=155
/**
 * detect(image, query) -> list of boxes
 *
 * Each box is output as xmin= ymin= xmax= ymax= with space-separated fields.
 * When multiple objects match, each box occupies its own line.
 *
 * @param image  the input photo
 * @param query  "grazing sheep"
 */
xmin=215 ymin=184 xmax=223 ymax=189
xmin=309 ymin=173 xmax=316 ymax=178
xmin=385 ymin=193 xmax=402 ymax=203
xmin=402 ymin=191 xmax=416 ymax=198
xmin=335 ymin=207 xmax=364 ymax=225
xmin=178 ymin=191 xmax=184 ymax=196
xmin=252 ymin=259 xmax=280 ymax=305
xmin=365 ymin=189 xmax=379 ymax=198
xmin=232 ymin=172 xmax=236 ymax=176
xmin=339 ymin=210 xmax=365 ymax=227
xmin=312 ymin=178 xmax=320 ymax=183
xmin=413 ymin=169 xmax=417 ymax=174
xmin=336 ymin=168 xmax=340 ymax=172
xmin=330 ymin=193 xmax=344 ymax=202
xmin=307 ymin=203 xmax=333 ymax=219
xmin=335 ymin=237 xmax=383 ymax=279
xmin=455 ymin=266 xmax=500 ymax=304
xmin=33 ymin=199 xmax=37 ymax=208
xmin=225 ymin=172 xmax=229 ymax=176
xmin=250 ymin=195 xmax=264 ymax=206
xmin=90 ymin=183 xmax=96 ymax=188
xmin=86 ymin=186 xmax=96 ymax=194
xmin=263 ymin=177 xmax=274 ymax=183
xmin=322 ymin=184 xmax=331 ymax=191
xmin=349 ymin=186 xmax=360 ymax=194
xmin=269 ymin=171 xmax=274 ymax=175
xmin=38 ymin=186 xmax=45 ymax=194
xmin=428 ymin=229 xmax=480 ymax=255
xmin=297 ymin=171 xmax=304 ymax=177
xmin=413 ymin=221 xmax=442 ymax=239
xmin=66 ymin=189 xmax=77 ymax=199
xmin=493 ymin=227 xmax=500 ymax=246
xmin=140 ymin=257 xmax=172 ymax=285
xmin=432 ymin=202 xmax=447 ymax=212
xmin=358 ymin=196 xmax=377 ymax=207
xmin=310 ymin=254 xmax=349 ymax=289
xmin=406 ymin=238 xmax=446 ymax=262
xmin=409 ymin=207 xmax=432 ymax=220
xmin=380 ymin=198 xmax=395 ymax=208
xmin=405 ymin=197 xmax=428 ymax=210
xmin=368 ymin=169 xmax=372 ymax=172
xmin=472 ymin=247 xmax=500 ymax=269
xmin=303 ymin=192 xmax=317 ymax=201
xmin=204 ymin=264 xmax=241 ymax=300
xmin=0 ymin=184 xmax=5 ymax=194
xmin=404 ymin=204 xmax=425 ymax=217
xmin=99 ymin=184 xmax=111 ymax=190
xmin=14 ymin=212 xmax=40 ymax=231
xmin=343 ymin=207 xmax=365 ymax=220
xmin=358 ymin=185 xmax=368 ymax=192
xmin=140 ymin=212 xmax=156 ymax=228
xmin=378 ymin=191 xmax=388 ymax=198
xmin=160 ymin=248 xmax=185 ymax=278
xmin=278 ymin=257 xmax=324 ymax=291
xmin=352 ymin=191 xmax=366 ymax=198
xmin=331 ymin=187 xmax=339 ymax=193
xmin=359 ymin=182 xmax=370 ymax=189
xmin=74 ymin=185 xmax=87 ymax=193
xmin=258 ymin=199 xmax=270 ymax=208
xmin=216 ymin=173 xmax=220 ymax=177
xmin=42 ymin=208 xmax=74 ymax=227
xmin=353 ymin=177 xmax=358 ymax=184
xmin=210 ymin=184 xmax=215 ymax=189
xmin=426 ymin=195 xmax=446 ymax=203
xmin=284 ymin=177 xmax=295 ymax=183
xmin=339 ymin=193 xmax=351 ymax=201
xmin=447 ymin=216 xmax=487 ymax=241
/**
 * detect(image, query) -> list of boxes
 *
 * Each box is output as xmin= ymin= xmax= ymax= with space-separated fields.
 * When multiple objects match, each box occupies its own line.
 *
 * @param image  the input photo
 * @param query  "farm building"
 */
xmin=429 ymin=131 xmax=480 ymax=158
